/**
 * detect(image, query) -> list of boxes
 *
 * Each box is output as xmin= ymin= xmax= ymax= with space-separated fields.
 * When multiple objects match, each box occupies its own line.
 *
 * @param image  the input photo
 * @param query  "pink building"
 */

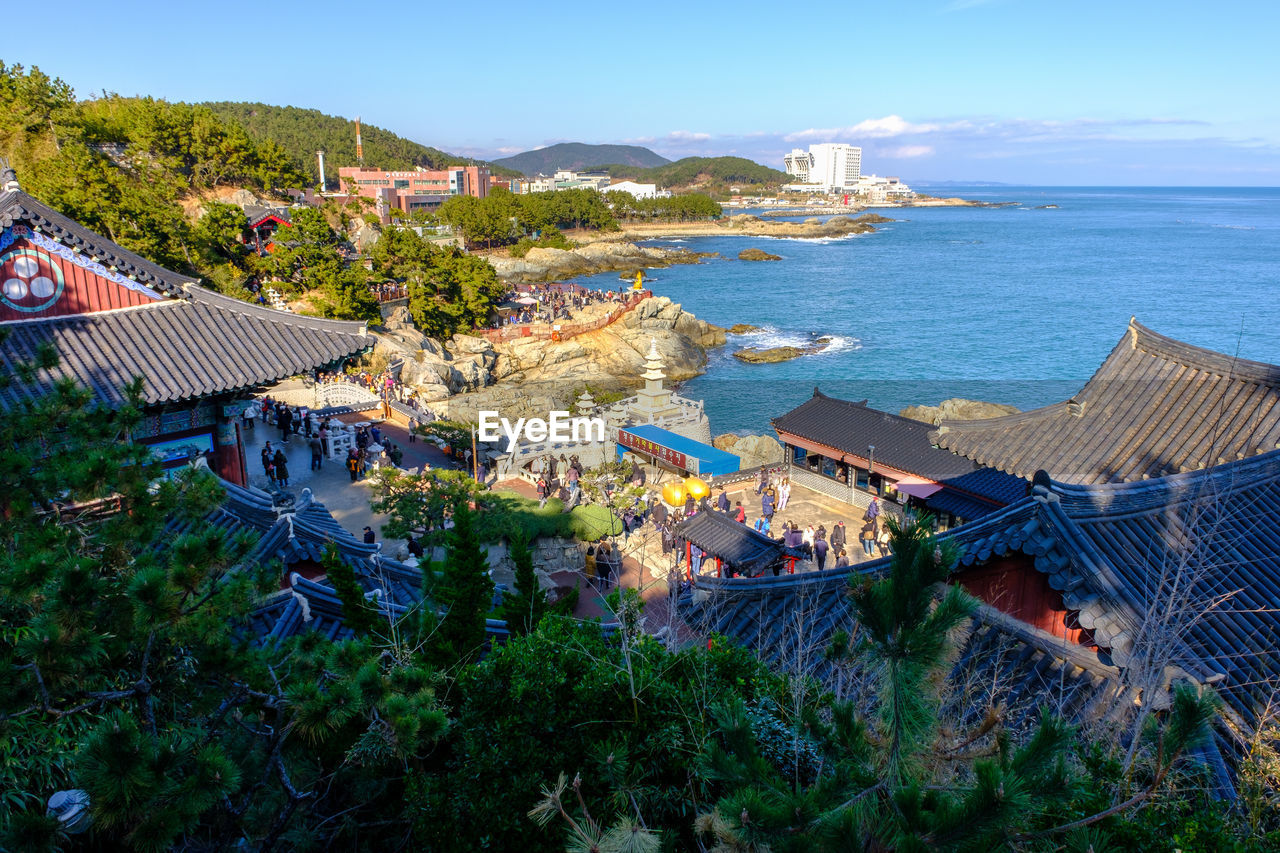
xmin=338 ymin=165 xmax=490 ymax=221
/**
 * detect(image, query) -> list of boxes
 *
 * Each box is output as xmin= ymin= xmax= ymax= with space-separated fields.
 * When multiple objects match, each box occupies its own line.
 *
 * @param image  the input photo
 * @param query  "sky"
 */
xmin=6 ymin=0 xmax=1280 ymax=185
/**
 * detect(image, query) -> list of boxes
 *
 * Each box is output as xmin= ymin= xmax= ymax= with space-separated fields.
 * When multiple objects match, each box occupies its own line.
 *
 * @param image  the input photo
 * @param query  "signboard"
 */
xmin=618 ymin=428 xmax=687 ymax=470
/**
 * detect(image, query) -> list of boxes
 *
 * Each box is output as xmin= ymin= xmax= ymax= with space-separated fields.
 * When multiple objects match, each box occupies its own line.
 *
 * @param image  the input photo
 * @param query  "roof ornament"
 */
xmin=0 ymin=159 xmax=18 ymax=193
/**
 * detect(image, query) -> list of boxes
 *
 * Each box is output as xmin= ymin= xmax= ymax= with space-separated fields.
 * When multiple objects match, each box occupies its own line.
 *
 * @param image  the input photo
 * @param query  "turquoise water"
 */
xmin=577 ymin=187 xmax=1280 ymax=435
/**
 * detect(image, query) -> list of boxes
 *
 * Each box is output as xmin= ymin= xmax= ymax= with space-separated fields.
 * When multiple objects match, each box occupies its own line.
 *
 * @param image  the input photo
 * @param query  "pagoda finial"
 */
xmin=646 ymin=336 xmax=661 ymax=364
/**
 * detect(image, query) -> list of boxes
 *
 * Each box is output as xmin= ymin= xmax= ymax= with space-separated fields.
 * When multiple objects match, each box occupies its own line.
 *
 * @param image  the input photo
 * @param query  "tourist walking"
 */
xmin=734 ymin=502 xmax=746 ymax=524
xmin=813 ymin=533 xmax=829 ymax=571
xmin=777 ymin=479 xmax=791 ymax=511
xmin=716 ymin=487 xmax=730 ymax=513
xmin=363 ymin=526 xmax=376 ymax=545
xmin=272 ymin=448 xmax=290 ymax=488
xmin=877 ymin=527 xmax=892 ymax=558
xmin=761 ymin=490 xmax=775 ymax=522
xmin=346 ymin=448 xmax=361 ymax=482
xmin=309 ymin=435 xmax=323 ymax=470
xmin=830 ymin=521 xmax=847 ymax=554
xmin=536 ymin=475 xmax=549 ymax=508
xmin=835 ymin=549 xmax=850 ymax=568
xmin=261 ymin=442 xmax=275 ymax=484
xmin=860 ymin=522 xmax=876 ymax=557
xmin=278 ymin=405 xmax=293 ymax=442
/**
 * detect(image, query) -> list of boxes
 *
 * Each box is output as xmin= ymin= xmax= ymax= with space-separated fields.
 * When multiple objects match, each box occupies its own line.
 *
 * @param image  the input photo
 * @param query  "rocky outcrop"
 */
xmin=733 ymin=337 xmax=832 ymax=364
xmin=491 ymin=296 xmax=724 ymax=389
xmin=720 ymin=214 xmax=876 ymax=239
xmin=713 ymin=433 xmax=784 ymax=469
xmin=487 ymin=240 xmax=712 ymax=283
xmin=899 ymin=398 xmax=1021 ymax=426
xmin=728 ymin=323 xmax=760 ymax=334
xmin=738 ymin=248 xmax=782 ymax=261
xmin=374 ymin=297 xmax=726 ymax=417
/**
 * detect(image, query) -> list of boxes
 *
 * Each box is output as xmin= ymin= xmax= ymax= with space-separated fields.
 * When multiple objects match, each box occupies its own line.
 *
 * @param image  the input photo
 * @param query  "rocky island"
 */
xmin=733 ymin=336 xmax=833 ymax=364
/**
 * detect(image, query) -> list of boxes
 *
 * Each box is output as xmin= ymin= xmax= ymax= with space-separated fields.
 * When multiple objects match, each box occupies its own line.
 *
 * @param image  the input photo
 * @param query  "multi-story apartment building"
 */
xmin=337 ymin=165 xmax=490 ymax=221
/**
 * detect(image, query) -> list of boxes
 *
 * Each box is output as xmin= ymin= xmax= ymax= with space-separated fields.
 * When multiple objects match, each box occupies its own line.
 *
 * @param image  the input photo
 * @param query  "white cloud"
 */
xmin=785 ymin=115 xmax=945 ymax=142
xmin=666 ymin=130 xmax=712 ymax=143
xmin=883 ymin=145 xmax=935 ymax=158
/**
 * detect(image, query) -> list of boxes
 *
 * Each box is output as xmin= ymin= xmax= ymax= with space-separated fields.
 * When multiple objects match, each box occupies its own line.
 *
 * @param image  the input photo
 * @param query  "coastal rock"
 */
xmin=899 ymin=398 xmax=1021 ymax=426
xmin=854 ymin=213 xmax=895 ymax=224
xmin=738 ymin=248 xmax=782 ymax=261
xmin=721 ymin=214 xmax=876 ymax=240
xmin=487 ymin=240 xmax=708 ymax=283
xmin=733 ymin=336 xmax=832 ymax=364
xmin=713 ymin=433 xmax=784 ymax=469
xmin=728 ymin=323 xmax=760 ymax=334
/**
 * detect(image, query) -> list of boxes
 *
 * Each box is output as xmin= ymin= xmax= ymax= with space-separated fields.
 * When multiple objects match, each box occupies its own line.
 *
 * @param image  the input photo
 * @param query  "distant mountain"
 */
xmin=203 ymin=102 xmax=521 ymax=185
xmin=494 ymin=143 xmax=669 ymax=176
xmin=601 ymin=156 xmax=789 ymax=189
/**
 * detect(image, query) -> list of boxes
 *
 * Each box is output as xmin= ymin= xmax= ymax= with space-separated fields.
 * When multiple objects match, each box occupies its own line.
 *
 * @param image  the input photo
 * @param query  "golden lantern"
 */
xmin=661 ymin=481 xmax=687 ymax=506
xmin=683 ymin=476 xmax=710 ymax=500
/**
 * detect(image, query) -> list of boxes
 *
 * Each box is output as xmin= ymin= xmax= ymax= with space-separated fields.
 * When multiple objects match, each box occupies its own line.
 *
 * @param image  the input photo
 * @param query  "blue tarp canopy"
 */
xmin=617 ymin=424 xmax=740 ymax=477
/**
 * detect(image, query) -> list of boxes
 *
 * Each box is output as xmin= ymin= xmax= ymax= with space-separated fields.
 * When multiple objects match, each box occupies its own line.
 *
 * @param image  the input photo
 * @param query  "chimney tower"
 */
xmin=355 ymin=116 xmax=364 ymax=166
xmin=316 ymin=151 xmax=327 ymax=193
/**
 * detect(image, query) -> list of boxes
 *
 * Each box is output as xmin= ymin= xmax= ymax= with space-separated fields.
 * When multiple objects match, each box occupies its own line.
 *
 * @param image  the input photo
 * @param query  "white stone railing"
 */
xmin=786 ymin=464 xmax=904 ymax=522
xmin=316 ymin=383 xmax=382 ymax=410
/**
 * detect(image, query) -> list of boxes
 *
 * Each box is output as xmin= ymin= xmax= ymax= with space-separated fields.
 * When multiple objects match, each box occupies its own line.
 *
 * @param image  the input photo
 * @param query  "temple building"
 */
xmin=684 ymin=451 xmax=1280 ymax=796
xmin=0 ymin=171 xmax=372 ymax=485
xmin=933 ymin=318 xmax=1280 ymax=484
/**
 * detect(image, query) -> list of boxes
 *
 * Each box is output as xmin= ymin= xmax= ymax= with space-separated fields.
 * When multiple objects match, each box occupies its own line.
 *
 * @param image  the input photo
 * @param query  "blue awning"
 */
xmin=617 ymin=424 xmax=740 ymax=477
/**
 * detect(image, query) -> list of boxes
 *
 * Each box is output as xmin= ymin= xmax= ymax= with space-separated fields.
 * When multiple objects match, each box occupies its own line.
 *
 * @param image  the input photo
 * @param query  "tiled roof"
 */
xmin=0 ymin=285 xmax=369 ymax=408
xmin=926 ymin=468 xmax=1027 ymax=521
xmin=682 ymin=450 xmax=1280 ymax=789
xmin=772 ymin=390 xmax=976 ymax=481
xmin=0 ymin=189 xmax=197 ymax=295
xmin=0 ymin=189 xmax=369 ymax=409
xmin=932 ymin=319 xmax=1280 ymax=484
xmin=673 ymin=510 xmax=802 ymax=577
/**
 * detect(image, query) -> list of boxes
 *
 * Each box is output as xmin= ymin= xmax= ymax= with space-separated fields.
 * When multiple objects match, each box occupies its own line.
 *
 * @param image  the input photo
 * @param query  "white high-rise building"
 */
xmin=783 ymin=148 xmax=813 ymax=181
xmin=783 ymin=143 xmax=862 ymax=192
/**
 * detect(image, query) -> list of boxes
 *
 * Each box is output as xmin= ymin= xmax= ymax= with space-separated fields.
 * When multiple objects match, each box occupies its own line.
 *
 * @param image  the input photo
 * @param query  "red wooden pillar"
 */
xmin=686 ymin=541 xmax=692 ymax=583
xmin=716 ymin=556 xmax=723 ymax=578
xmin=214 ymin=416 xmax=246 ymax=487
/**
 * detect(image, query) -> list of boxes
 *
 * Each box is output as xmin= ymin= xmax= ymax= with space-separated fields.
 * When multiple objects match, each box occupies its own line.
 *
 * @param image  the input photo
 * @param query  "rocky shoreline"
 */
xmin=487 ymin=241 xmax=713 ymax=284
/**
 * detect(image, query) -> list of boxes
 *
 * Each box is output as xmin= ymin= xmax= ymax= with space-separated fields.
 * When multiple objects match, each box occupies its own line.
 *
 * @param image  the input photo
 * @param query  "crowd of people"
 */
xmin=491 ymin=282 xmax=639 ymax=329
xmin=252 ymin=397 xmax=404 ymax=490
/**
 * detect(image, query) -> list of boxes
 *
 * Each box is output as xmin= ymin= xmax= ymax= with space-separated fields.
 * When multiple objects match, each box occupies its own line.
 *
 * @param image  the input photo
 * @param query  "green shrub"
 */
xmin=568 ymin=504 xmax=622 ymax=541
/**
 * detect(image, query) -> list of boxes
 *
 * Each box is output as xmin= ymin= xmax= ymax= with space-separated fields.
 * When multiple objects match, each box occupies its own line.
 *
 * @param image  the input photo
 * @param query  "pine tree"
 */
xmin=428 ymin=501 xmax=494 ymax=665
xmin=500 ymin=533 xmax=547 ymax=636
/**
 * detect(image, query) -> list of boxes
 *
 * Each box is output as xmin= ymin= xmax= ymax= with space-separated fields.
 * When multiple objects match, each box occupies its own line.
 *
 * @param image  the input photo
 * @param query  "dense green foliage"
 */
xmin=606 ymin=190 xmax=722 ymax=221
xmin=509 ymin=225 xmax=573 ymax=257
xmin=0 ymin=63 xmax=306 ymax=274
xmin=204 ymin=101 xmax=521 ymax=184
xmin=366 ymin=224 xmax=505 ymax=337
xmin=599 ymin=155 xmax=790 ymax=189
xmin=438 ymin=186 xmax=617 ymax=248
xmin=493 ymin=141 xmax=669 ymax=176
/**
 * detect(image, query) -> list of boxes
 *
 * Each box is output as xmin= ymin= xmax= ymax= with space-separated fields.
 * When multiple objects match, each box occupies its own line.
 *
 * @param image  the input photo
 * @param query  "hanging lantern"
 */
xmin=683 ymin=476 xmax=710 ymax=500
xmin=661 ymin=481 xmax=687 ymax=506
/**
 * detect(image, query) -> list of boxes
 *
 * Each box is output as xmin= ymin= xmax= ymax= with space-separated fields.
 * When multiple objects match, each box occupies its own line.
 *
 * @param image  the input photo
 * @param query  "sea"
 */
xmin=576 ymin=186 xmax=1280 ymax=435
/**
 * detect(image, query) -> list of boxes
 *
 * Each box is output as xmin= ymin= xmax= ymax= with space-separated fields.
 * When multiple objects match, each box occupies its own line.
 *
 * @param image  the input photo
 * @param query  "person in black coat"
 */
xmin=830 ymin=521 xmax=847 ymax=553
xmin=716 ymin=487 xmax=730 ymax=513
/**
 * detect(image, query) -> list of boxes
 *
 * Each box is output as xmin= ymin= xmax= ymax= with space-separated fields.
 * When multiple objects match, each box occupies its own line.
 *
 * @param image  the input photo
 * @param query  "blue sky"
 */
xmin=7 ymin=0 xmax=1279 ymax=184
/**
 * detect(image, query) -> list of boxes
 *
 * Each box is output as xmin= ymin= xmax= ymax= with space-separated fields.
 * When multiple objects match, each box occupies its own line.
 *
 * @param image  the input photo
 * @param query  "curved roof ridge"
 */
xmin=1050 ymin=446 xmax=1280 ymax=507
xmin=932 ymin=400 xmax=1071 ymax=436
xmin=1 ymin=189 xmax=199 ymax=294
xmin=1129 ymin=318 xmax=1280 ymax=385
xmin=186 ymin=285 xmax=368 ymax=336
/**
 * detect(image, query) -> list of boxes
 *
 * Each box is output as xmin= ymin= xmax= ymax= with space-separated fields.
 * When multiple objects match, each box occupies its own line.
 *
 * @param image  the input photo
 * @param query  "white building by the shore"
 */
xmin=604 ymin=180 xmax=665 ymax=200
xmin=784 ymin=143 xmax=861 ymax=192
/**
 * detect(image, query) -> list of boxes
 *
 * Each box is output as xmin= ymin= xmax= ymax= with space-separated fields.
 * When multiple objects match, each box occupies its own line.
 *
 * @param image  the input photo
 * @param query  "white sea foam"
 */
xmin=730 ymin=325 xmax=862 ymax=355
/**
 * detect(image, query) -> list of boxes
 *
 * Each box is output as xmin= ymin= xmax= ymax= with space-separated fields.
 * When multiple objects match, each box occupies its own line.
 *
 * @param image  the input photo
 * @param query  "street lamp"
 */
xmin=867 ymin=445 xmax=875 ymax=474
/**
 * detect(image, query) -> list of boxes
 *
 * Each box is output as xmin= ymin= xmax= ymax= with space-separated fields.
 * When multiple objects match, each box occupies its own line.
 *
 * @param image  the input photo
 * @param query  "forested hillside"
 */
xmin=601 ymin=155 xmax=789 ymax=190
xmin=493 ymin=142 xmax=669 ymax=175
xmin=0 ymin=63 xmax=306 ymax=274
xmin=205 ymin=102 xmax=520 ymax=184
